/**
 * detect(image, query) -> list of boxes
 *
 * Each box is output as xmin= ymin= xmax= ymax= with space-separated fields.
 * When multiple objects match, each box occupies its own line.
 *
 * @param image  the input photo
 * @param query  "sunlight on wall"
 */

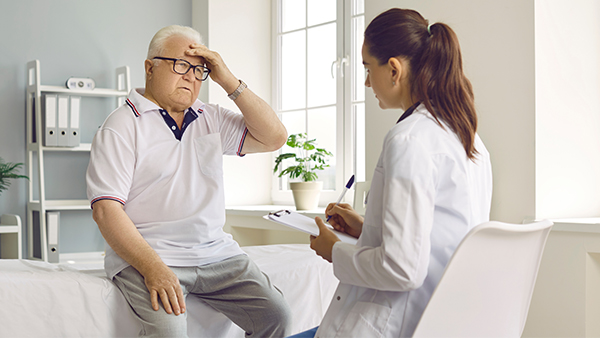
xmin=535 ymin=0 xmax=600 ymax=218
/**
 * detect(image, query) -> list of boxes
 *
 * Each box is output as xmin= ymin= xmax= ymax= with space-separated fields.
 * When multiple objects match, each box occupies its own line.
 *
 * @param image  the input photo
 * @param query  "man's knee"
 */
xmin=113 ymin=267 xmax=188 ymax=337
xmin=135 ymin=309 xmax=188 ymax=338
xmin=276 ymin=299 xmax=294 ymax=333
xmin=259 ymin=291 xmax=293 ymax=336
xmin=275 ymin=295 xmax=293 ymax=322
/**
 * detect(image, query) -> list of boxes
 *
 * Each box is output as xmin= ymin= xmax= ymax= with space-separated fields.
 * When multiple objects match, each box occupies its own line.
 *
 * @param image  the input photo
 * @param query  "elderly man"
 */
xmin=86 ymin=25 xmax=291 ymax=337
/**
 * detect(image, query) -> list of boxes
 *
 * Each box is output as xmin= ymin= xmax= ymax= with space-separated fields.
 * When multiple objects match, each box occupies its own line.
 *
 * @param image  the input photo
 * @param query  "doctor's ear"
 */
xmin=388 ymin=57 xmax=406 ymax=84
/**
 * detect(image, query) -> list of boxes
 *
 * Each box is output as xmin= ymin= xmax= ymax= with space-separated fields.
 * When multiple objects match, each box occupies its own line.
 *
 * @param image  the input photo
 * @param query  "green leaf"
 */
xmin=272 ymin=133 xmax=332 ymax=182
xmin=0 ymin=157 xmax=29 ymax=195
xmin=303 ymin=172 xmax=318 ymax=181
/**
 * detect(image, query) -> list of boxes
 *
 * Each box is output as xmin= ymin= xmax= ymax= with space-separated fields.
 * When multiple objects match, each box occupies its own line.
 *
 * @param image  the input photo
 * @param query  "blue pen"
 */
xmin=326 ymin=175 xmax=355 ymax=222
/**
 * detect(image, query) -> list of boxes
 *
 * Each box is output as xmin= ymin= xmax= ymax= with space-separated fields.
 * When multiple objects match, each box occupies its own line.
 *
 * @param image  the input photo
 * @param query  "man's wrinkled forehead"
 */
xmin=163 ymin=36 xmax=206 ymax=65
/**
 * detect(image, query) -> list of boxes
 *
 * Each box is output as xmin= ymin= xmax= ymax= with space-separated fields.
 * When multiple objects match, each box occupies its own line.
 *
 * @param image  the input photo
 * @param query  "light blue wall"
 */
xmin=0 ymin=0 xmax=193 ymax=255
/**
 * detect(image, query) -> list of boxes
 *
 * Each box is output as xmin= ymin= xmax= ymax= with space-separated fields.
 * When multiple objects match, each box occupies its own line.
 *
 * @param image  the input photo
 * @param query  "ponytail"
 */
xmin=365 ymin=9 xmax=479 ymax=160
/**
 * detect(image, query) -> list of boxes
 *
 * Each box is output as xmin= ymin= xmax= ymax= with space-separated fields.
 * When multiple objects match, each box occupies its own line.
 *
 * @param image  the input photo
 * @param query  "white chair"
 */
xmin=353 ymin=181 xmax=370 ymax=215
xmin=412 ymin=219 xmax=553 ymax=338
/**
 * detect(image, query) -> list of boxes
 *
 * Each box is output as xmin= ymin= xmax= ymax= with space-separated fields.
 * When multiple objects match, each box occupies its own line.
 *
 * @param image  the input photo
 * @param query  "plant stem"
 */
xmin=304 ymin=139 xmax=310 ymax=181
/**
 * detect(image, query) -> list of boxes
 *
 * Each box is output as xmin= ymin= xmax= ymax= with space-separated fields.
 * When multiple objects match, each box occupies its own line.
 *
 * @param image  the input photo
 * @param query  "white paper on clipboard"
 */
xmin=263 ymin=210 xmax=358 ymax=245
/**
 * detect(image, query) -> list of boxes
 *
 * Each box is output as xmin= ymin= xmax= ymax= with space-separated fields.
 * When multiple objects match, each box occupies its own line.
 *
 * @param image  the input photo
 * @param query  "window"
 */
xmin=272 ymin=0 xmax=365 ymax=205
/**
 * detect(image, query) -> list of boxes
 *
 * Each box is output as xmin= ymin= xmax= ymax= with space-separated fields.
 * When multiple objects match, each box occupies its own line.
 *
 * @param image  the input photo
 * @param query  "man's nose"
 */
xmin=183 ymin=68 xmax=197 ymax=81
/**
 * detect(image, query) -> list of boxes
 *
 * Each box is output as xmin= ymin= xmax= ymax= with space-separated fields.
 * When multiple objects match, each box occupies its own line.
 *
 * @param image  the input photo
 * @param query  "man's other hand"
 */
xmin=144 ymin=264 xmax=186 ymax=316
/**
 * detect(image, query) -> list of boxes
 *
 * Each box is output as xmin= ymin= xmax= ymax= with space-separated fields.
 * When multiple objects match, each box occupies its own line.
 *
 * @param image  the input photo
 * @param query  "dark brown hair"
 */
xmin=364 ymin=8 xmax=478 ymax=160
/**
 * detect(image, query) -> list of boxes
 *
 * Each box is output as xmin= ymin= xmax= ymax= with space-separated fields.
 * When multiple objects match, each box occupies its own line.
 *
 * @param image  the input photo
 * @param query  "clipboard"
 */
xmin=263 ymin=210 xmax=358 ymax=245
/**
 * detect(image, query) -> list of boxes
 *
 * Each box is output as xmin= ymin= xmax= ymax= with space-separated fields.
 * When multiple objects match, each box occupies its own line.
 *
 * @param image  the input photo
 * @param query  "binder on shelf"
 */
xmin=68 ymin=96 xmax=81 ymax=147
xmin=44 ymin=94 xmax=57 ymax=146
xmin=46 ymin=211 xmax=60 ymax=263
xmin=57 ymin=96 xmax=69 ymax=147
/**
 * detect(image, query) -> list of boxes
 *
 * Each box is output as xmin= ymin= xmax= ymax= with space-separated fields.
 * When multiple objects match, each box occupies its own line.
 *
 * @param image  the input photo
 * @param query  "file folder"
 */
xmin=46 ymin=211 xmax=60 ymax=263
xmin=57 ymin=96 xmax=69 ymax=147
xmin=264 ymin=210 xmax=358 ymax=244
xmin=68 ymin=96 xmax=81 ymax=147
xmin=44 ymin=94 xmax=58 ymax=146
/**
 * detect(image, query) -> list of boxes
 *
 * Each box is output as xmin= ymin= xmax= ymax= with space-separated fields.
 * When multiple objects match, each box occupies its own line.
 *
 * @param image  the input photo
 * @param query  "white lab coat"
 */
xmin=315 ymin=104 xmax=493 ymax=337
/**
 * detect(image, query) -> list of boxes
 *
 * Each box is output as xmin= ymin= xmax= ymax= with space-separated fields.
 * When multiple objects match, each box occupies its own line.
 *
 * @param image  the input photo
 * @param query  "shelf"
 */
xmin=28 ymin=143 xmax=92 ymax=152
xmin=26 ymin=60 xmax=130 ymax=262
xmin=0 ymin=215 xmax=22 ymax=259
xmin=0 ymin=225 xmax=20 ymax=234
xmin=1 ymin=215 xmax=22 ymax=232
xmin=38 ymin=85 xmax=128 ymax=97
xmin=29 ymin=199 xmax=91 ymax=211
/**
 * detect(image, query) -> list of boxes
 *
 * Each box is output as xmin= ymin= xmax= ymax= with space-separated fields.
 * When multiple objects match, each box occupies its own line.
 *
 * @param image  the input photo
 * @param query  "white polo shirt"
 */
xmin=86 ymin=88 xmax=247 ymax=279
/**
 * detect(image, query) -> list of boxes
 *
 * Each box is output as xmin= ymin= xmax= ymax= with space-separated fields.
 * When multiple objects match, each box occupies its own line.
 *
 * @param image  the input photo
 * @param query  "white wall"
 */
xmin=535 ymin=0 xmax=600 ymax=219
xmin=522 ymin=227 xmax=600 ymax=337
xmin=365 ymin=0 xmax=536 ymax=223
xmin=522 ymin=2 xmax=600 ymax=336
xmin=192 ymin=0 xmax=210 ymax=103
xmin=192 ymin=0 xmax=274 ymax=206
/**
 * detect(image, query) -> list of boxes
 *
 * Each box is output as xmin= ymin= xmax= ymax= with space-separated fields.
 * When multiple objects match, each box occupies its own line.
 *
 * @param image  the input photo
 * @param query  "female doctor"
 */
xmin=295 ymin=8 xmax=493 ymax=338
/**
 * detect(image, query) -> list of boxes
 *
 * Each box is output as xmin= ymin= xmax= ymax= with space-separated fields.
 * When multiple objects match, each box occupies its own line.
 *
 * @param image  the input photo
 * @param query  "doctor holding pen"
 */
xmin=292 ymin=8 xmax=493 ymax=338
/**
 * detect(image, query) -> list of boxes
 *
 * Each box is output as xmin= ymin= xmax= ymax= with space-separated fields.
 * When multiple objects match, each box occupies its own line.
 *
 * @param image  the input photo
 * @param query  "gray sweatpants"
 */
xmin=113 ymin=254 xmax=292 ymax=338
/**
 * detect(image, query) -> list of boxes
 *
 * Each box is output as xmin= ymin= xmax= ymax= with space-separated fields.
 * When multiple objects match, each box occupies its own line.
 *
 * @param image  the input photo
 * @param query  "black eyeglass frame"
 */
xmin=153 ymin=57 xmax=211 ymax=81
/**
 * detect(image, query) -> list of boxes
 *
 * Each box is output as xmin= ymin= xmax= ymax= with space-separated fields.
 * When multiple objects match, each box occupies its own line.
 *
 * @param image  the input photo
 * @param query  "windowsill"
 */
xmin=224 ymin=205 xmax=326 ymax=245
xmin=224 ymin=210 xmax=600 ymax=234
xmin=225 ymin=204 xmax=326 ymax=218
xmin=549 ymin=218 xmax=600 ymax=234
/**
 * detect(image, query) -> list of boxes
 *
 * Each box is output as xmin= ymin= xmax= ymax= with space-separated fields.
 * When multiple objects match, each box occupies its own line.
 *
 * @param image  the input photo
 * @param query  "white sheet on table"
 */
xmin=0 ymin=259 xmax=138 ymax=337
xmin=0 ymin=244 xmax=338 ymax=337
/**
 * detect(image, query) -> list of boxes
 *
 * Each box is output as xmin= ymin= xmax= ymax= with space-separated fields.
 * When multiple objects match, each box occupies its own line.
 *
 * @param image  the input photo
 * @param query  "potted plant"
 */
xmin=0 ymin=157 xmax=28 ymax=197
xmin=274 ymin=133 xmax=333 ymax=210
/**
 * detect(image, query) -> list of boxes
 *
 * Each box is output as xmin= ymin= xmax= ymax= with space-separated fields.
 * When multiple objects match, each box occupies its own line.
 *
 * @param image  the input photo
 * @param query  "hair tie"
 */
xmin=427 ymin=23 xmax=433 ymax=36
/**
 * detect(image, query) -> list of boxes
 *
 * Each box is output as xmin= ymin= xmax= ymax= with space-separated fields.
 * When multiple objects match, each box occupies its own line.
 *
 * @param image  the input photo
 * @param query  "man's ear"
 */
xmin=144 ymin=59 xmax=154 ymax=78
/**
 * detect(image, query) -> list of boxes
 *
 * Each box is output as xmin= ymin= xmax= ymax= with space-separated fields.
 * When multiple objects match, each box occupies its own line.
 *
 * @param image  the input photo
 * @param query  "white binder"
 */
xmin=57 ymin=96 xmax=69 ymax=147
xmin=46 ymin=211 xmax=60 ymax=263
xmin=68 ymin=96 xmax=81 ymax=147
xmin=44 ymin=94 xmax=57 ymax=146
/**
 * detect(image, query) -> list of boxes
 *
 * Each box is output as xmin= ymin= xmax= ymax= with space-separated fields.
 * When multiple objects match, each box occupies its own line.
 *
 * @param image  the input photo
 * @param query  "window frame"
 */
xmin=271 ymin=0 xmax=364 ymax=207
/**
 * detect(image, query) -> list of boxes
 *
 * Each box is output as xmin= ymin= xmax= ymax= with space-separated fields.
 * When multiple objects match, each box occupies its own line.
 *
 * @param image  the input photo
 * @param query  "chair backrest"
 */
xmin=353 ymin=181 xmax=371 ymax=215
xmin=412 ymin=219 xmax=553 ymax=338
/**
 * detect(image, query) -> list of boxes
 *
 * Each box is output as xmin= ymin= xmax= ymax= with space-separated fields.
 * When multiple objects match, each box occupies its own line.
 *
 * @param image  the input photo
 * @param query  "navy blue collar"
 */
xmin=159 ymin=108 xmax=200 ymax=141
xmin=397 ymin=102 xmax=420 ymax=124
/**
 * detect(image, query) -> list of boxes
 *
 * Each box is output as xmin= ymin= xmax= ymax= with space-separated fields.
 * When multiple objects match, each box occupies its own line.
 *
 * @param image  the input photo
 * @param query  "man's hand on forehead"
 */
xmin=185 ymin=43 xmax=237 ymax=89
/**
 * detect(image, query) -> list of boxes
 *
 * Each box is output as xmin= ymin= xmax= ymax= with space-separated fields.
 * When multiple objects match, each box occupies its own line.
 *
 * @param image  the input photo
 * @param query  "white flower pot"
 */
xmin=290 ymin=181 xmax=323 ymax=210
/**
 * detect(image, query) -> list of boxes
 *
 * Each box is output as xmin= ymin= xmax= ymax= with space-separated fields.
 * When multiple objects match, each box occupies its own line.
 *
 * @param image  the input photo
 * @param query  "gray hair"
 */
xmin=147 ymin=25 xmax=203 ymax=59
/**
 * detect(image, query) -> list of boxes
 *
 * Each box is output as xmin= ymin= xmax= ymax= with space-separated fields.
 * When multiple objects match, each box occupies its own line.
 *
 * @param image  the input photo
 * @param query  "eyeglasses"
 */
xmin=153 ymin=57 xmax=211 ymax=81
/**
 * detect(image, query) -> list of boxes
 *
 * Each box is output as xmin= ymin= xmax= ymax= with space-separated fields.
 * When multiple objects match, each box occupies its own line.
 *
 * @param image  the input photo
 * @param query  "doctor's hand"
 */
xmin=185 ymin=43 xmax=239 ymax=94
xmin=310 ymin=217 xmax=341 ymax=263
xmin=143 ymin=263 xmax=186 ymax=316
xmin=326 ymin=203 xmax=364 ymax=239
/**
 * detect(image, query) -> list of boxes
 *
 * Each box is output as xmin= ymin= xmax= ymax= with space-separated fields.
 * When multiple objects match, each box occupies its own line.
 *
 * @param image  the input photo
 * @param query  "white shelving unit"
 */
xmin=0 ymin=214 xmax=22 ymax=259
xmin=25 ymin=60 xmax=130 ymax=261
